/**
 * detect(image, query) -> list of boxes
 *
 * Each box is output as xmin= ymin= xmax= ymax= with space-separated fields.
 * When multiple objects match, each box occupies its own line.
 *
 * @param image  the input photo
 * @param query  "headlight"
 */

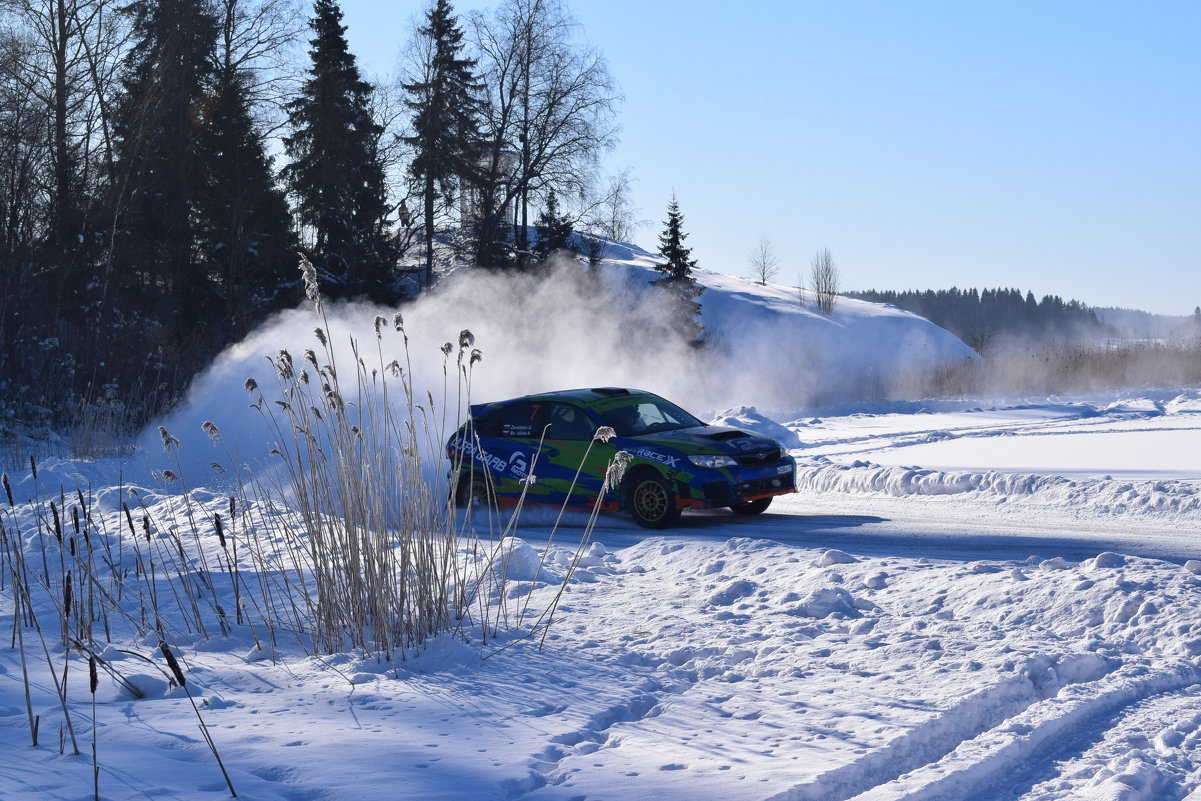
xmin=689 ymin=454 xmax=737 ymax=469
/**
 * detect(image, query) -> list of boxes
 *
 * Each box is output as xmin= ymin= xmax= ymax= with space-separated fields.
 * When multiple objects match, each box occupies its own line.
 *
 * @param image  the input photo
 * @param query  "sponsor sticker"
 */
xmin=633 ymin=448 xmax=680 ymax=468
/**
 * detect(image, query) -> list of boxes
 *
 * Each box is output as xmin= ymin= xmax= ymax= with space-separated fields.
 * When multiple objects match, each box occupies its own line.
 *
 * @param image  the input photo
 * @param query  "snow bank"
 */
xmin=794 ymin=457 xmax=1201 ymax=519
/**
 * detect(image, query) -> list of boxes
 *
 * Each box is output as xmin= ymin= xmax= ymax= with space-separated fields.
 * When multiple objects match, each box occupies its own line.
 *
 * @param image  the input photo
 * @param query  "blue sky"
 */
xmin=341 ymin=1 xmax=1199 ymax=315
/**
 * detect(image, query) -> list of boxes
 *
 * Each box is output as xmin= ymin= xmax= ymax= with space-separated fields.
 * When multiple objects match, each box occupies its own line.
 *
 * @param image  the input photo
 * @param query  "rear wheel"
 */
xmin=729 ymin=497 xmax=772 ymax=516
xmin=626 ymin=473 xmax=681 ymax=529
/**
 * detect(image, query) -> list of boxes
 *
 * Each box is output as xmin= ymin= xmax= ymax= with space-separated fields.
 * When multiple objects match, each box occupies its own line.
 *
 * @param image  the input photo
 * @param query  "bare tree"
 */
xmin=809 ymin=246 xmax=840 ymax=315
xmin=1 ymin=0 xmax=129 ymax=246
xmin=748 ymin=235 xmax=780 ymax=285
xmin=214 ymin=0 xmax=304 ymax=136
xmin=469 ymin=0 xmax=620 ymax=266
xmin=587 ymin=167 xmax=645 ymax=243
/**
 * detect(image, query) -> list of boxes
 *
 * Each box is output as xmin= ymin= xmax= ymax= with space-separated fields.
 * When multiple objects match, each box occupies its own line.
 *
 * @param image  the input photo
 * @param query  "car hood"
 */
xmin=632 ymin=425 xmax=782 ymax=458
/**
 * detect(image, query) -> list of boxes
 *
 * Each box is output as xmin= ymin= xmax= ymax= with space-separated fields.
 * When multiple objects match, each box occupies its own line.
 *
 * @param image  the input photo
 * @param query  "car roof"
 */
xmin=494 ymin=387 xmax=659 ymax=409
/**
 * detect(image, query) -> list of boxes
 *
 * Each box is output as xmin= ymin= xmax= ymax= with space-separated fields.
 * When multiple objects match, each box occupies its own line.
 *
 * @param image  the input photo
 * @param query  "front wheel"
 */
xmin=729 ymin=497 xmax=772 ymax=516
xmin=626 ymin=473 xmax=681 ymax=529
xmin=452 ymin=472 xmax=495 ymax=510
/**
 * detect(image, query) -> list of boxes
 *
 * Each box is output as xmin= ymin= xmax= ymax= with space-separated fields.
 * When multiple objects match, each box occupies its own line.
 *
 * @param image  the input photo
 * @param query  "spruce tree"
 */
xmin=403 ymin=0 xmax=479 ymax=288
xmin=654 ymin=195 xmax=704 ymax=346
xmin=284 ymin=0 xmax=394 ymax=300
xmin=533 ymin=191 xmax=575 ymax=263
xmin=194 ymin=66 xmax=298 ymax=338
xmin=110 ymin=0 xmax=220 ymax=327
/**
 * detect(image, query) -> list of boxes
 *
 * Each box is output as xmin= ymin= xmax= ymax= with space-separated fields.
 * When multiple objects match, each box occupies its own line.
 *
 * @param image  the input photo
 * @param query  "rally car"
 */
xmin=445 ymin=387 xmax=795 ymax=528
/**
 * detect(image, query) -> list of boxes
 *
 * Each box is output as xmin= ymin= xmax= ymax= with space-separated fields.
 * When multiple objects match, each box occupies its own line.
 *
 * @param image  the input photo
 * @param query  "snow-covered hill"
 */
xmin=588 ymin=238 xmax=978 ymax=410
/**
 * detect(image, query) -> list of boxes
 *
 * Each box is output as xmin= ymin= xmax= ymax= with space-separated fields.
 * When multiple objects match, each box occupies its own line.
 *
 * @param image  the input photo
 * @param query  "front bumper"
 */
xmin=688 ymin=458 xmax=796 ymax=507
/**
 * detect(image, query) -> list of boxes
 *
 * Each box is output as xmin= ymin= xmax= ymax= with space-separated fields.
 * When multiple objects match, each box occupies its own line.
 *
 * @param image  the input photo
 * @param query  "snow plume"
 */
xmin=145 ymin=253 xmax=974 ymax=480
xmin=145 ymin=258 xmax=710 ymax=481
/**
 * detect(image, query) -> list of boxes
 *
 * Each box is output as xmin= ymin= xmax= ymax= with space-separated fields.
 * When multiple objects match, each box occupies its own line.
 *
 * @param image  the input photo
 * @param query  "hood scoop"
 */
xmin=708 ymin=429 xmax=751 ymax=441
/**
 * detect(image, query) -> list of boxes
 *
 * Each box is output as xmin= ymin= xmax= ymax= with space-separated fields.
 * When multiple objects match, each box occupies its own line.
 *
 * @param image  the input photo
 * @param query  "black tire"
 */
xmin=452 ymin=472 xmax=495 ymax=510
xmin=729 ymin=497 xmax=772 ymax=516
xmin=625 ymin=472 xmax=682 ymax=529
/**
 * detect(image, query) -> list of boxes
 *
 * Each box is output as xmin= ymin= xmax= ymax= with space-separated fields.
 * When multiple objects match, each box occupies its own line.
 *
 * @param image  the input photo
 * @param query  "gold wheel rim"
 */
xmin=634 ymin=480 xmax=668 ymax=521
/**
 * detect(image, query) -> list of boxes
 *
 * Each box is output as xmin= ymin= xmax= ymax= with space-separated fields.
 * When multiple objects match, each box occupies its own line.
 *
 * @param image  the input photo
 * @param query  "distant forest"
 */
xmin=846 ymin=288 xmax=1110 ymax=353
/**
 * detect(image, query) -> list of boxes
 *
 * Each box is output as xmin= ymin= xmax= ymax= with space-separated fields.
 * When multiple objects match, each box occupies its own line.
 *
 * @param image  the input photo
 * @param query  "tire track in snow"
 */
xmin=759 ymin=660 xmax=1201 ymax=801
xmin=504 ymin=678 xmax=670 ymax=799
xmin=974 ymin=683 xmax=1201 ymax=801
xmin=838 ymin=661 xmax=1199 ymax=801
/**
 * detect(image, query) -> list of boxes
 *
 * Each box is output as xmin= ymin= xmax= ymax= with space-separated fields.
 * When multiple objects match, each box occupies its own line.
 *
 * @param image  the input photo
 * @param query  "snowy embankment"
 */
xmin=4 ymin=387 xmax=1201 ymax=800
xmin=6 ymin=497 xmax=1201 ymax=801
xmin=718 ymin=388 xmax=1201 ymax=525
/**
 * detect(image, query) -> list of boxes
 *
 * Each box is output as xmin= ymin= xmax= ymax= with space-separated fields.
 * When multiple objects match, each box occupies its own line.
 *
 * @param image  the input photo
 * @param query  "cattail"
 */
xmin=158 ymin=426 xmax=179 ymax=453
xmin=275 ymin=350 xmax=294 ymax=380
xmin=159 ymin=641 xmax=187 ymax=687
xmin=89 ymin=657 xmax=98 ymax=695
xmin=51 ymin=502 xmax=62 ymax=542
xmin=298 ymin=252 xmax=322 ymax=313
xmin=64 ymin=571 xmax=73 ymax=614
xmin=29 ymin=454 xmax=37 ymax=480
xmin=214 ymin=514 xmax=226 ymax=548
xmin=607 ymin=451 xmax=634 ymax=484
xmin=2 ymin=473 xmax=12 ymax=506
xmin=123 ymin=504 xmax=135 ymax=536
xmin=141 ymin=515 xmax=150 ymax=542
xmin=72 ymin=505 xmax=80 ymax=535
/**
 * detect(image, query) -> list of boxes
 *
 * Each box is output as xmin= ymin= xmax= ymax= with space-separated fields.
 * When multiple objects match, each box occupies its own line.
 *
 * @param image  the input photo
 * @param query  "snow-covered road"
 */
xmin=3 ymin=389 xmax=1200 ymax=801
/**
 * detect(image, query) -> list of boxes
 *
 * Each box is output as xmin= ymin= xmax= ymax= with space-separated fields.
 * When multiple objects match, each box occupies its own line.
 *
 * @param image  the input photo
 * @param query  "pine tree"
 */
xmin=533 ymin=191 xmax=575 ymax=262
xmin=284 ymin=0 xmax=394 ymax=301
xmin=194 ymin=66 xmax=298 ymax=338
xmin=109 ymin=0 xmax=220 ymax=327
xmin=654 ymin=195 xmax=704 ymax=346
xmin=403 ymin=0 xmax=479 ymax=288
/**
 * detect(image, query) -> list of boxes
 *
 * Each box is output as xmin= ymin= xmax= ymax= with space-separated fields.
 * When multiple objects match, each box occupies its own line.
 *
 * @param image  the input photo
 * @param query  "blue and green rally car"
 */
xmin=445 ymin=388 xmax=796 ymax=528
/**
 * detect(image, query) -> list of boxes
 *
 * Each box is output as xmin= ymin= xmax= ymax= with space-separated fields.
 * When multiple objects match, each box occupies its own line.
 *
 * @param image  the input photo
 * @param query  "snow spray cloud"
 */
xmin=145 ymin=257 xmax=717 ymax=482
xmin=145 ymin=253 xmax=979 ymax=484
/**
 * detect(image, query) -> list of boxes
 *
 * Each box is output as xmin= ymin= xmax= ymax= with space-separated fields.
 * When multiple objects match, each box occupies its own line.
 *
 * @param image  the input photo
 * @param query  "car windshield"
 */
xmin=597 ymin=397 xmax=704 ymax=437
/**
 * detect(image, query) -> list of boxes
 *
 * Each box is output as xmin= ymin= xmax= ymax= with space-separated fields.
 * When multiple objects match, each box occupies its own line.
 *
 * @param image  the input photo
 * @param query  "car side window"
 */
xmin=543 ymin=404 xmax=596 ymax=441
xmin=493 ymin=403 xmax=538 ymax=438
